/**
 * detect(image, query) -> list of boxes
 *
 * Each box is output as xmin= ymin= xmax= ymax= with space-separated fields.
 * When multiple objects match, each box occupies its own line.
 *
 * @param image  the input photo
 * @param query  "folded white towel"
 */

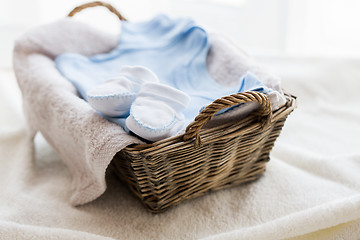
xmin=13 ymin=18 xmax=285 ymax=205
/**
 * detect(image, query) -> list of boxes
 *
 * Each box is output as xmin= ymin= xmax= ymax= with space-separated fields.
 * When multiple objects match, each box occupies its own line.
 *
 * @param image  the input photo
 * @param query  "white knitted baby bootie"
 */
xmin=87 ymin=65 xmax=159 ymax=117
xmin=126 ymin=82 xmax=190 ymax=142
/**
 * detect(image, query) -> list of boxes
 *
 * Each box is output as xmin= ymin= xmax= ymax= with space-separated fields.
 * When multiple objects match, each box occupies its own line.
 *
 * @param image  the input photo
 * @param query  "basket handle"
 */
xmin=183 ymin=91 xmax=272 ymax=147
xmin=68 ymin=1 xmax=127 ymax=21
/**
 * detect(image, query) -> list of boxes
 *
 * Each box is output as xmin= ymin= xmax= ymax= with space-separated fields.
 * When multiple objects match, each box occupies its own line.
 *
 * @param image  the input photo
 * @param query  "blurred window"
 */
xmin=1 ymin=0 xmax=360 ymax=67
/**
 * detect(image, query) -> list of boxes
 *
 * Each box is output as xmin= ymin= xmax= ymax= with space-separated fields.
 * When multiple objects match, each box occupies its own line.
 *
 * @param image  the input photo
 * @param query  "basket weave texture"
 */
xmin=111 ymin=92 xmax=296 ymax=213
xmin=69 ymin=1 xmax=297 ymax=213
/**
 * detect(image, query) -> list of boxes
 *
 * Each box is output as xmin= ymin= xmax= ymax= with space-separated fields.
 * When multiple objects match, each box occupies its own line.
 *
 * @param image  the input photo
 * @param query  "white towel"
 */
xmin=13 ymin=19 xmax=143 ymax=206
xmin=13 ymin=18 xmax=284 ymax=206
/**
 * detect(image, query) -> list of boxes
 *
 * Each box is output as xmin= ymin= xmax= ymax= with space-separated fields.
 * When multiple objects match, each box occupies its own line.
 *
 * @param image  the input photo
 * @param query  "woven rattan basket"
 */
xmin=69 ymin=2 xmax=297 ymax=213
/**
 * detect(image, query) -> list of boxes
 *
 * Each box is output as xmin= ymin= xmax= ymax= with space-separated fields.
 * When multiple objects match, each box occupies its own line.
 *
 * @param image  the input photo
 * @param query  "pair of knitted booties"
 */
xmin=87 ymin=65 xmax=190 ymax=142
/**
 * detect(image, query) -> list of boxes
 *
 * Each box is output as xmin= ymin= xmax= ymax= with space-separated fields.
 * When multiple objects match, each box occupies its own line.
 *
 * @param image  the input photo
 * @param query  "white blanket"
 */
xmin=1 ymin=22 xmax=360 ymax=240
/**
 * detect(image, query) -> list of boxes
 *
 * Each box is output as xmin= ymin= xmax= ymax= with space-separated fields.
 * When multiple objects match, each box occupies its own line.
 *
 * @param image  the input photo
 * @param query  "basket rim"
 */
xmin=123 ymin=91 xmax=297 ymax=152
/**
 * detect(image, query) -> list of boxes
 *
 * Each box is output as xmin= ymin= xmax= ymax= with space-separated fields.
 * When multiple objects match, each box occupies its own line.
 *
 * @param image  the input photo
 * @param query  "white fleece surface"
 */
xmin=2 ymin=20 xmax=360 ymax=239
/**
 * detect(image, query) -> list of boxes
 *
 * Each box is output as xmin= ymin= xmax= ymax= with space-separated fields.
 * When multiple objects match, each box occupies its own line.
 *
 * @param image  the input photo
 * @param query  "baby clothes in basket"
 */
xmin=56 ymin=14 xmax=285 ymax=141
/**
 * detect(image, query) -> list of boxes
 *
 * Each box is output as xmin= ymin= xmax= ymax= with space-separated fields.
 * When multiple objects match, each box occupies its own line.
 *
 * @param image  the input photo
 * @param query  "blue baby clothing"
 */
xmin=55 ymin=14 xmax=272 ymax=129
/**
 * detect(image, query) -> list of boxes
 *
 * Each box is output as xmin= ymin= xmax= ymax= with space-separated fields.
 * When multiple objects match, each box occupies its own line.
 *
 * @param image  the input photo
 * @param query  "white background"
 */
xmin=1 ymin=0 xmax=360 ymax=68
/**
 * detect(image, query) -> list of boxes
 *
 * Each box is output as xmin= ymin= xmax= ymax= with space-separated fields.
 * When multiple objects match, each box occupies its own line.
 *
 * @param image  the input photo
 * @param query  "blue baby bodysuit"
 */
xmin=55 ymin=14 xmax=271 ymax=126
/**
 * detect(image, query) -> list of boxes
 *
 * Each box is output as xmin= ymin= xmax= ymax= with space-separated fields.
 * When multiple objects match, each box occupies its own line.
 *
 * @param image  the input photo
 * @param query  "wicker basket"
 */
xmin=69 ymin=2 xmax=297 ymax=213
